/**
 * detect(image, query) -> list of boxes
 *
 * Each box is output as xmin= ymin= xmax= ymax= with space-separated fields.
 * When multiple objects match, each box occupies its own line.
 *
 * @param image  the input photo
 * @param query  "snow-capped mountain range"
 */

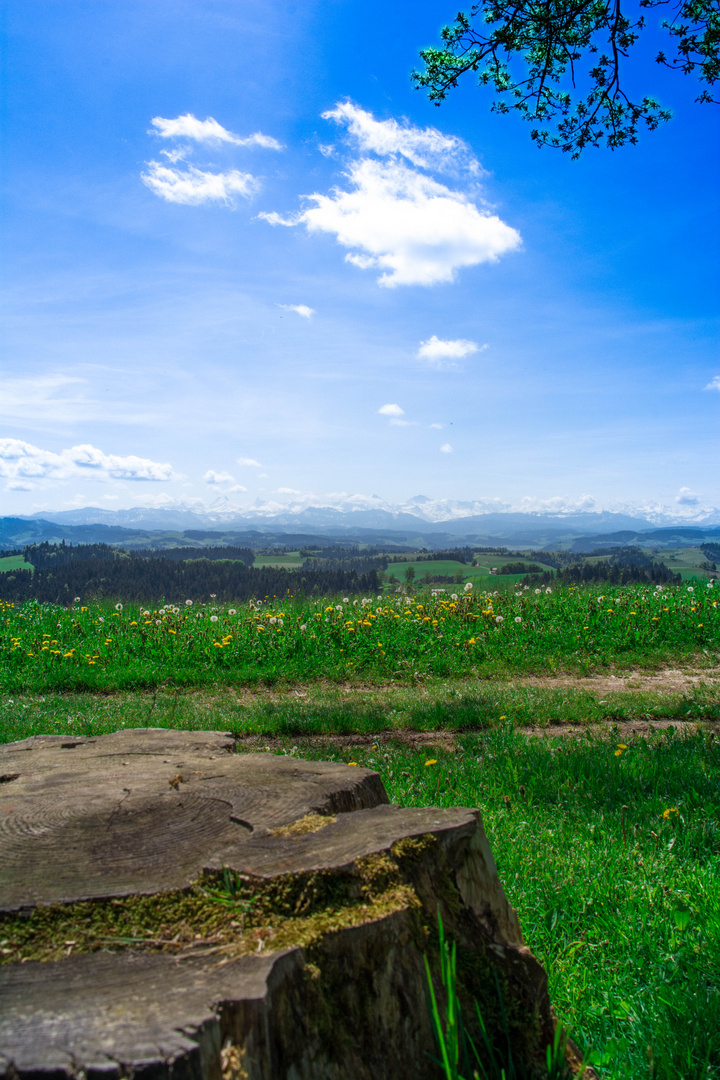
xmin=20 ymin=493 xmax=720 ymax=533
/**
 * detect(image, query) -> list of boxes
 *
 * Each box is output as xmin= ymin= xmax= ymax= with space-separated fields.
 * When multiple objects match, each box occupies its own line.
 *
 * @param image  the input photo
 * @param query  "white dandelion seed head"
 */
xmin=495 ymin=615 xmax=504 ymax=623
xmin=185 ymin=599 xmax=193 ymax=606
xmin=228 ymin=608 xmax=236 ymax=615
xmin=515 ymin=616 xmax=522 ymax=623
xmin=210 ymin=615 xmax=219 ymax=622
xmin=115 ymin=603 xmax=123 ymax=611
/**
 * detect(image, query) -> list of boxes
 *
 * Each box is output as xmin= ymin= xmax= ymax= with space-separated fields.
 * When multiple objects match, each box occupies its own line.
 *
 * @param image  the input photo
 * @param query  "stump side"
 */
xmin=0 ymin=729 xmax=594 ymax=1080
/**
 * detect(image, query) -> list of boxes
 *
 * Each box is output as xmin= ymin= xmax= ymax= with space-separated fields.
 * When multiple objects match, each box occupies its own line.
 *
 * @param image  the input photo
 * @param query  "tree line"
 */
xmin=0 ymin=557 xmax=379 ymax=605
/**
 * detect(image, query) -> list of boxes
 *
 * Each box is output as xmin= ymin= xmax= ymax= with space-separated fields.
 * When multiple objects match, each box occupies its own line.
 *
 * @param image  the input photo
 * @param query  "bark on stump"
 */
xmin=0 ymin=729 xmax=589 ymax=1079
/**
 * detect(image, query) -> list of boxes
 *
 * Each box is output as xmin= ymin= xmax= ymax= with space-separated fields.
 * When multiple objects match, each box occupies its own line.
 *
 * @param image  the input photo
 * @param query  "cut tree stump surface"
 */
xmin=0 ymin=729 xmax=593 ymax=1080
xmin=0 ymin=729 xmax=387 ymax=910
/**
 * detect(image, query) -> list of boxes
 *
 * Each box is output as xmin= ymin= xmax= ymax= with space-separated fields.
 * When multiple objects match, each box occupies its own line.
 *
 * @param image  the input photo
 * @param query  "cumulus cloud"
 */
xmin=321 ymin=102 xmax=478 ymax=173
xmin=0 ymin=439 xmax=175 ymax=489
xmin=260 ymin=103 xmax=519 ymax=288
xmin=440 ymin=443 xmax=453 ymax=454
xmin=417 ymin=335 xmax=486 ymax=370
xmin=204 ymin=470 xmax=247 ymax=493
xmin=141 ymin=161 xmax=258 ymax=205
xmin=705 ymin=375 xmax=720 ymax=391
xmin=378 ymin=404 xmax=404 ymax=417
xmin=675 ymin=487 xmax=700 ymax=506
xmin=261 ymin=157 xmax=520 ymax=287
xmin=237 ymin=457 xmax=263 ymax=467
xmin=150 ymin=114 xmax=282 ymax=150
xmin=277 ymin=303 xmax=315 ymax=319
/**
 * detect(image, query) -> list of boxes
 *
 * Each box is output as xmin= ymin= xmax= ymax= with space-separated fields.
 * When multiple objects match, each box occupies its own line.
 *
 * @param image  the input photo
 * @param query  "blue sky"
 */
xmin=2 ymin=0 xmax=719 ymax=522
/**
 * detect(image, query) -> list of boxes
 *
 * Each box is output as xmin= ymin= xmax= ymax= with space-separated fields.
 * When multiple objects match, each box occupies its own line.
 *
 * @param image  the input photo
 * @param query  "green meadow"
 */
xmin=1 ymin=580 xmax=718 ymax=1079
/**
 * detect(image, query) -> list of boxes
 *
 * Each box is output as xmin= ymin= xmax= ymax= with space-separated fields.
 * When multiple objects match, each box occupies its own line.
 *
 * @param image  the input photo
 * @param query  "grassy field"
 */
xmin=385 ymin=557 xmax=555 ymax=585
xmin=1 ymin=581 xmax=717 ymax=694
xmin=0 ymin=554 xmax=30 ymax=572
xmin=252 ymin=552 xmax=305 ymax=568
xmin=660 ymin=547 xmax=717 ymax=582
xmin=1 ymin=580 xmax=718 ymax=1079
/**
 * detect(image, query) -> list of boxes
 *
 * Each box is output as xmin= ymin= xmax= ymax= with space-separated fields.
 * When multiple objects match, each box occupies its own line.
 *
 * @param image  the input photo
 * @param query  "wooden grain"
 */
xmin=0 ymin=729 xmax=593 ymax=1080
xmin=0 ymin=729 xmax=387 ymax=911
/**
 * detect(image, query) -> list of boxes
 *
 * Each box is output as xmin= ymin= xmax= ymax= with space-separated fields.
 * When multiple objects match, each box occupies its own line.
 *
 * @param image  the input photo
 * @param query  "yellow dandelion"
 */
xmin=424 ymin=759 xmax=437 ymax=767
xmin=347 ymin=761 xmax=359 ymax=767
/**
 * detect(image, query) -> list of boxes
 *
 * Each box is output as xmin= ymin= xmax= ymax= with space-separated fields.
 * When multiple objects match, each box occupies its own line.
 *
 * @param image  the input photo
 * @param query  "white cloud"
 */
xmin=203 ymin=470 xmax=247 ymax=493
xmin=705 ymin=375 xmax=720 ymax=391
xmin=0 ymin=439 xmax=175 ymax=489
xmin=417 ymin=335 xmax=486 ymax=370
xmin=429 ymin=422 xmax=443 ymax=430
xmin=261 ymin=157 xmax=520 ymax=287
xmin=277 ymin=487 xmax=304 ymax=495
xmin=440 ymin=443 xmax=453 ymax=453
xmin=277 ymin=303 xmax=316 ymax=319
xmin=141 ymin=161 xmax=258 ymax=205
xmin=516 ymin=495 xmax=597 ymax=513
xmin=150 ymin=114 xmax=283 ymax=150
xmin=237 ymin=457 xmax=263 ymax=467
xmin=675 ymin=487 xmax=700 ymax=506
xmin=378 ymin=403 xmax=404 ymax=417
xmin=322 ymin=102 xmax=479 ymax=174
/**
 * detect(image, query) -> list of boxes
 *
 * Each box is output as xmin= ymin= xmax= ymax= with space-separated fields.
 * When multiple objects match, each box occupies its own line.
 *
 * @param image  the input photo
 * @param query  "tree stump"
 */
xmin=0 ymin=729 xmax=590 ymax=1079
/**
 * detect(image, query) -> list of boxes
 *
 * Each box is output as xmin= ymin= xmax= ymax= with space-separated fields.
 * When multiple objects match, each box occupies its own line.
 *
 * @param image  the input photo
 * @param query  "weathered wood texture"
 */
xmin=0 ymin=729 xmax=592 ymax=1080
xmin=0 ymin=729 xmax=387 ymax=910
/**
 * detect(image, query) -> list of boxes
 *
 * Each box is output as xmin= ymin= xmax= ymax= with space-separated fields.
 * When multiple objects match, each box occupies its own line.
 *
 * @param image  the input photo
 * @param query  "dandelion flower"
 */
xmin=662 ymin=807 xmax=679 ymax=819
xmin=155 ymin=619 xmax=161 ymax=626
xmin=424 ymin=759 xmax=437 ymax=767
xmin=300 ymin=624 xmax=307 ymax=631
xmin=74 ymin=596 xmax=81 ymax=603
xmin=687 ymin=586 xmax=694 ymax=593
xmin=185 ymin=600 xmax=193 ymax=607
xmin=347 ymin=761 xmax=359 ymax=767
xmin=228 ymin=609 xmax=236 ymax=615
xmin=545 ymin=588 xmax=552 ymax=594
xmin=535 ymin=589 xmax=541 ymax=595
xmin=115 ymin=603 xmax=123 ymax=612
xmin=210 ymin=615 xmax=219 ymax=623
xmin=515 ymin=616 xmax=522 ymax=624
xmin=495 ymin=615 xmax=504 ymax=624
xmin=499 ymin=715 xmax=507 ymax=720
xmin=464 ymin=582 xmax=473 ymax=591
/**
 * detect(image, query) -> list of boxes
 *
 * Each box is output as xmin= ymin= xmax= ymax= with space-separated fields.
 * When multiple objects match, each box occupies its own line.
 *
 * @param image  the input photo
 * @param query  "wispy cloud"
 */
xmin=237 ymin=457 xmax=263 ymax=467
xmin=440 ymin=443 xmax=453 ymax=453
xmin=705 ymin=375 xmax=720 ymax=391
xmin=141 ymin=161 xmax=258 ymax=205
xmin=0 ymin=439 xmax=175 ymax=489
xmin=277 ymin=303 xmax=315 ymax=319
xmin=261 ymin=158 xmax=520 ymax=287
xmin=150 ymin=114 xmax=283 ymax=150
xmin=417 ymin=335 xmax=486 ymax=370
xmin=321 ymin=102 xmax=479 ymax=174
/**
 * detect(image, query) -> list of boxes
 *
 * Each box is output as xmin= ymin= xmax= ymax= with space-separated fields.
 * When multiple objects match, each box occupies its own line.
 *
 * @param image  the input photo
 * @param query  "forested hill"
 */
xmin=0 ymin=557 xmax=378 ymax=605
